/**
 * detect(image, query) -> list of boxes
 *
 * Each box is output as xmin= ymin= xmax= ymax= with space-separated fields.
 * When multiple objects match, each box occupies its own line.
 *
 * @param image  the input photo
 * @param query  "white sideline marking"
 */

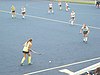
xmin=0 ymin=10 xmax=100 ymax=30
xmin=59 ymin=62 xmax=100 ymax=75
xmin=24 ymin=57 xmax=100 ymax=75
xmin=59 ymin=69 xmax=74 ymax=75
xmin=74 ymin=62 xmax=100 ymax=75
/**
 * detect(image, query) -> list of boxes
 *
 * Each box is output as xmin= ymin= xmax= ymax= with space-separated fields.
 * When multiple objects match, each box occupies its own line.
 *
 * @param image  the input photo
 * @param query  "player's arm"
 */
xmin=87 ymin=28 xmax=90 ymax=35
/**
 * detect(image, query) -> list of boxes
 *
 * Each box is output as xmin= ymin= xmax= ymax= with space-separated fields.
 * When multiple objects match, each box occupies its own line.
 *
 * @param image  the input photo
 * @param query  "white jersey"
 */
xmin=21 ymin=8 xmax=26 ymax=12
xmin=58 ymin=2 xmax=61 ymax=5
xmin=66 ymin=3 xmax=68 ymax=7
xmin=71 ymin=12 xmax=75 ymax=17
xmin=23 ymin=42 xmax=31 ymax=52
xmin=49 ymin=3 xmax=53 ymax=8
xmin=81 ymin=26 xmax=89 ymax=32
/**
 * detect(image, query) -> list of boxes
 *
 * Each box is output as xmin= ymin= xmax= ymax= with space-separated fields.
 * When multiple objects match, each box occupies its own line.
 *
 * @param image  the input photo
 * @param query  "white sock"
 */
xmin=60 ymin=7 xmax=62 ymax=10
xmin=14 ymin=15 xmax=16 ymax=18
xmin=48 ymin=10 xmax=50 ymax=13
xmin=52 ymin=10 xmax=54 ymax=13
xmin=85 ymin=37 xmax=88 ymax=42
xmin=23 ymin=16 xmax=25 ymax=18
xmin=83 ymin=37 xmax=85 ymax=41
xmin=66 ymin=9 xmax=68 ymax=11
xmin=12 ymin=15 xmax=14 ymax=18
xmin=71 ymin=20 xmax=74 ymax=25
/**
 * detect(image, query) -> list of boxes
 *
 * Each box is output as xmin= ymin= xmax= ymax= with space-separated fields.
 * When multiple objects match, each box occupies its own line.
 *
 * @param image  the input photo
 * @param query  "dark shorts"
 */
xmin=59 ymin=5 xmax=61 ymax=7
xmin=49 ymin=7 xmax=52 ymax=10
xmin=83 ymin=31 xmax=88 ymax=34
xmin=12 ymin=11 xmax=15 ymax=13
xmin=71 ymin=17 xmax=75 ymax=20
xmin=23 ymin=51 xmax=29 ymax=54
xmin=96 ymin=1 xmax=100 ymax=5
xmin=22 ymin=12 xmax=25 ymax=14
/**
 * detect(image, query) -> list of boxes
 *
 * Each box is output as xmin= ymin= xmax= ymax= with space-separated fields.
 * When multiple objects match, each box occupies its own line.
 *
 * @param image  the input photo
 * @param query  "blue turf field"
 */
xmin=0 ymin=0 xmax=100 ymax=75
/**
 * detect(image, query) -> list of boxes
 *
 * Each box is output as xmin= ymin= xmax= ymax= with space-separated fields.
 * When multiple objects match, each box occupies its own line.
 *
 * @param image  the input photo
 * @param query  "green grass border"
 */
xmin=54 ymin=0 xmax=95 ymax=5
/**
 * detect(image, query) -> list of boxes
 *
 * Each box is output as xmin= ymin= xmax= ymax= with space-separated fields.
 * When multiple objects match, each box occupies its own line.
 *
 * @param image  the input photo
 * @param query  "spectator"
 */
xmin=86 ymin=71 xmax=91 ymax=75
xmin=94 ymin=67 xmax=100 ymax=75
xmin=96 ymin=0 xmax=100 ymax=8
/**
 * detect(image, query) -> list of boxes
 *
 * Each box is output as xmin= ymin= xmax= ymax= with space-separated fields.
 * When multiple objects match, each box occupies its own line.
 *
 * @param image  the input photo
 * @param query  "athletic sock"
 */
xmin=21 ymin=57 xmax=25 ymax=64
xmin=23 ymin=16 xmax=25 ymax=19
xmin=71 ymin=20 xmax=74 ymax=25
xmin=52 ymin=10 xmax=54 ymax=13
xmin=28 ymin=56 xmax=31 ymax=64
xmin=85 ymin=37 xmax=88 ymax=42
xmin=60 ymin=7 xmax=62 ymax=10
xmin=48 ymin=10 xmax=50 ymax=13
xmin=83 ymin=37 xmax=85 ymax=42
xmin=14 ymin=15 xmax=16 ymax=18
xmin=12 ymin=15 xmax=14 ymax=18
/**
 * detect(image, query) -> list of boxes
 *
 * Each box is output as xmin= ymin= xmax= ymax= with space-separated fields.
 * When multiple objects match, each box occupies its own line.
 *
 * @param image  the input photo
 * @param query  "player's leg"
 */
xmin=70 ymin=17 xmax=74 ymax=25
xmin=48 ymin=7 xmax=50 ymax=13
xmin=22 ymin=12 xmax=25 ymax=19
xmin=12 ymin=11 xmax=16 ymax=18
xmin=21 ymin=53 xmax=26 ymax=66
xmin=12 ymin=11 xmax=14 ymax=18
xmin=59 ymin=5 xmax=62 ymax=10
xmin=83 ymin=34 xmax=86 ymax=42
xmin=83 ymin=33 xmax=88 ymax=43
xmin=28 ymin=53 xmax=32 ymax=65
xmin=66 ymin=6 xmax=68 ymax=11
xmin=51 ymin=8 xmax=54 ymax=13
xmin=85 ymin=34 xmax=88 ymax=43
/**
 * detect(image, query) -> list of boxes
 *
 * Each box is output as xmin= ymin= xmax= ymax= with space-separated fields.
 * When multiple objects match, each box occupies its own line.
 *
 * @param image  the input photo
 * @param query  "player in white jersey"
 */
xmin=70 ymin=10 xmax=75 ymax=25
xmin=20 ymin=38 xmax=32 ymax=66
xmin=58 ymin=1 xmax=62 ymax=10
xmin=80 ymin=24 xmax=90 ymax=43
xmin=21 ymin=7 xmax=26 ymax=19
xmin=48 ymin=2 xmax=54 ymax=14
xmin=65 ymin=2 xmax=69 ymax=11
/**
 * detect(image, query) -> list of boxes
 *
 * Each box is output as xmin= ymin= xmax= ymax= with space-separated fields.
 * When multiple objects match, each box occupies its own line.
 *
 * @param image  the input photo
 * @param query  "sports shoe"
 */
xmin=28 ymin=63 xmax=32 ymax=65
xmin=20 ymin=63 xmax=24 ymax=66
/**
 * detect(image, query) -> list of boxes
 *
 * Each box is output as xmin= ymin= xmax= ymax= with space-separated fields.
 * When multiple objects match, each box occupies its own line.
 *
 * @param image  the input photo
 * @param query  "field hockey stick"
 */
xmin=30 ymin=49 xmax=42 ymax=55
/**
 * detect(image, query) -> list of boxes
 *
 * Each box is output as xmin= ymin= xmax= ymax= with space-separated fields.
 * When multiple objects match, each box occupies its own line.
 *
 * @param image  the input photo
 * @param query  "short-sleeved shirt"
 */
xmin=71 ymin=12 xmax=75 ymax=17
xmin=81 ymin=26 xmax=89 ymax=34
xmin=66 ymin=3 xmax=68 ymax=7
xmin=21 ymin=8 xmax=26 ymax=12
xmin=58 ymin=2 xmax=61 ymax=6
xmin=23 ymin=42 xmax=32 ymax=52
xmin=11 ymin=5 xmax=15 ymax=11
xmin=49 ymin=3 xmax=52 ymax=8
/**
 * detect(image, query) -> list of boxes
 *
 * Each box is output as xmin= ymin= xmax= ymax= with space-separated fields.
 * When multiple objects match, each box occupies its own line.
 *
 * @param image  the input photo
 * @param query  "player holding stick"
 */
xmin=58 ymin=0 xmax=62 ymax=10
xmin=11 ymin=4 xmax=16 ymax=19
xmin=70 ymin=10 xmax=75 ymax=25
xmin=65 ymin=2 xmax=69 ymax=11
xmin=80 ymin=24 xmax=90 ymax=43
xmin=20 ymin=38 xmax=32 ymax=66
xmin=48 ymin=1 xmax=54 ymax=14
xmin=21 ymin=6 xmax=26 ymax=19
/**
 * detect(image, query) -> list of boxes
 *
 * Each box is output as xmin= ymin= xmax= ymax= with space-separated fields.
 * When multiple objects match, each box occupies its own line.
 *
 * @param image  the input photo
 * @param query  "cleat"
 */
xmin=20 ymin=63 xmax=24 ymax=66
xmin=28 ymin=63 xmax=32 ymax=65
xmin=83 ymin=40 xmax=85 ymax=42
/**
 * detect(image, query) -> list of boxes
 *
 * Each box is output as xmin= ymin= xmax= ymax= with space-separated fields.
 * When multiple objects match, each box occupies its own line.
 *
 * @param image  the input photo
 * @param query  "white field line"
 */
xmin=59 ymin=62 xmax=100 ymax=75
xmin=24 ymin=57 xmax=100 ymax=75
xmin=0 ymin=10 xmax=100 ymax=30
xmin=59 ymin=69 xmax=74 ymax=75
xmin=74 ymin=62 xmax=100 ymax=75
